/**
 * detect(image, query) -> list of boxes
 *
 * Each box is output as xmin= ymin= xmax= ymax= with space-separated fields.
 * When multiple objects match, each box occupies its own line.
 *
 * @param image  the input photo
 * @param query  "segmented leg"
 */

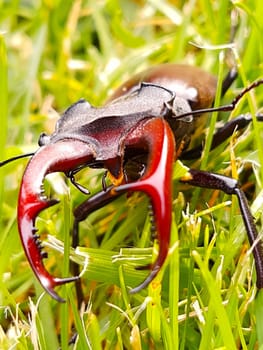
xmin=72 ymin=186 xmax=121 ymax=305
xmin=181 ymin=113 xmax=263 ymax=160
xmin=181 ymin=169 xmax=263 ymax=288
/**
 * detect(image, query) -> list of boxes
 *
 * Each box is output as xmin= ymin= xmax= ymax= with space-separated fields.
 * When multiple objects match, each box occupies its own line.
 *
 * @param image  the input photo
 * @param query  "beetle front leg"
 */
xmin=72 ymin=184 xmax=122 ymax=252
xmin=71 ymin=186 xmax=122 ymax=305
xmin=181 ymin=169 xmax=263 ymax=288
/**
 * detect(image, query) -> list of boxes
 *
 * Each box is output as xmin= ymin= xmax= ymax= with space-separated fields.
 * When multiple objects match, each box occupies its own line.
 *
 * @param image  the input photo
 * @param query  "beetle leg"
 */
xmin=18 ymin=140 xmax=95 ymax=301
xmin=209 ymin=113 xmax=263 ymax=152
xmin=181 ymin=169 xmax=263 ymax=288
xmin=221 ymin=67 xmax=237 ymax=97
xmin=182 ymin=113 xmax=263 ymax=160
xmin=114 ymin=118 xmax=175 ymax=293
xmin=71 ymin=185 xmax=121 ymax=305
xmin=67 ymin=170 xmax=90 ymax=195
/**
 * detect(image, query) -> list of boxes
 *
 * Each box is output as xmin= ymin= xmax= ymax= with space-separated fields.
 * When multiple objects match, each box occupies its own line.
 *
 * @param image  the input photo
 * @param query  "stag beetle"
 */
xmin=1 ymin=63 xmax=263 ymax=302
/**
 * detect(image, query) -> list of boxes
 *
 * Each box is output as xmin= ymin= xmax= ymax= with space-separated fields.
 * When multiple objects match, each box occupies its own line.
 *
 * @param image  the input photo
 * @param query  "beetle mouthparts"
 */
xmin=18 ymin=139 xmax=95 ymax=301
xmin=114 ymin=117 xmax=175 ymax=292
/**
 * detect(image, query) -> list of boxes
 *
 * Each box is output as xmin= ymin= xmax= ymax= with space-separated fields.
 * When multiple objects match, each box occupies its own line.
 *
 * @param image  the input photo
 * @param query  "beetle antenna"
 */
xmin=0 ymin=152 xmax=35 ymax=167
xmin=177 ymin=78 xmax=263 ymax=119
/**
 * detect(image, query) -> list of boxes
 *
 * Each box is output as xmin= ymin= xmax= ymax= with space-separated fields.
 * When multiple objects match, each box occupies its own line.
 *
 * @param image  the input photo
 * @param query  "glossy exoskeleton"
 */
xmin=1 ymin=63 xmax=263 ymax=302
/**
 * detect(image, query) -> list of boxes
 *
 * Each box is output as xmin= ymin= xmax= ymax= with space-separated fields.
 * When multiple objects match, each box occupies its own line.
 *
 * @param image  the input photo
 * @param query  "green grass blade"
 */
xmin=192 ymin=250 xmax=237 ymax=349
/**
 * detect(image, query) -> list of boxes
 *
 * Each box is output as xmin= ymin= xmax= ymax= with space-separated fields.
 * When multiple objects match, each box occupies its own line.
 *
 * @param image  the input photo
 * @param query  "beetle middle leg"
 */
xmin=180 ymin=169 xmax=263 ymax=288
xmin=181 ymin=113 xmax=263 ymax=160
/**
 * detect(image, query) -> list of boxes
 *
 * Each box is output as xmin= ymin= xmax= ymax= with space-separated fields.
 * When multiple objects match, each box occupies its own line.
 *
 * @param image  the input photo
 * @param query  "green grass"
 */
xmin=0 ymin=0 xmax=263 ymax=349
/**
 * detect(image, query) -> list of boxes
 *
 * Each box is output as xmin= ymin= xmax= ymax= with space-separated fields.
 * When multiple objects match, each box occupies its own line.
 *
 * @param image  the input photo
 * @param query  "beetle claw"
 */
xmin=17 ymin=140 xmax=95 ymax=300
xmin=43 ymin=276 xmax=80 ymax=303
xmin=115 ymin=118 xmax=175 ymax=292
xmin=129 ymin=265 xmax=161 ymax=294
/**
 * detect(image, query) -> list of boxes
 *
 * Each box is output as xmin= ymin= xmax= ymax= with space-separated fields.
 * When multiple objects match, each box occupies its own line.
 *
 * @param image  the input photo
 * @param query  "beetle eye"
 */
xmin=38 ymin=132 xmax=51 ymax=146
xmin=172 ymin=96 xmax=193 ymax=122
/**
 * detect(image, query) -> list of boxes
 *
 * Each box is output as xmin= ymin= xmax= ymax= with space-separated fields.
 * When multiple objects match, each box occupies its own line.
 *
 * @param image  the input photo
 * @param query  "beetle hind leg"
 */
xmin=181 ymin=168 xmax=263 ymax=288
